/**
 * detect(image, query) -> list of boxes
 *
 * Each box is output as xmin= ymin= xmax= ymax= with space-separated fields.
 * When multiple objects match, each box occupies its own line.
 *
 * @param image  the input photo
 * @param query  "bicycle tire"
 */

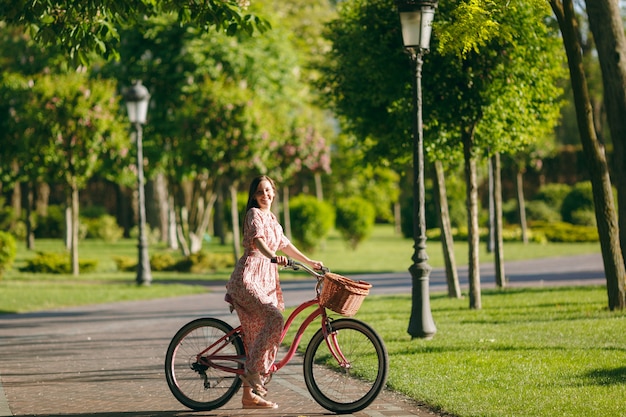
xmin=303 ymin=318 xmax=389 ymax=413
xmin=164 ymin=317 xmax=244 ymax=410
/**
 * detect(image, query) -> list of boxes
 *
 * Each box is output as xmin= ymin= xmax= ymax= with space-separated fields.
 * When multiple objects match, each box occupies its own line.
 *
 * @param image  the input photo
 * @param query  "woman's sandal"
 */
xmin=242 ymin=393 xmax=278 ymax=409
xmin=239 ymin=373 xmax=267 ymax=397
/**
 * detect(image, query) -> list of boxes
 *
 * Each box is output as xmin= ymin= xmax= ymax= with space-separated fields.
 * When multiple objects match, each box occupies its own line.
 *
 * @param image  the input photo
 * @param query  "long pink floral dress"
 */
xmin=225 ymin=207 xmax=290 ymax=375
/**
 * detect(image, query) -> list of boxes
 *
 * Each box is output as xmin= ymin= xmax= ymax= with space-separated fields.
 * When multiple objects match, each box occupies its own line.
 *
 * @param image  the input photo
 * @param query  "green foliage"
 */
xmin=289 ymin=195 xmax=335 ymax=252
xmin=561 ymin=182 xmax=595 ymax=224
xmin=534 ymin=183 xmax=572 ymax=211
xmin=35 ymin=205 xmax=65 ymax=239
xmin=83 ymin=215 xmax=124 ymax=243
xmin=524 ymin=200 xmax=562 ymax=223
xmin=20 ymin=252 xmax=98 ymax=273
xmin=0 ymin=231 xmax=17 ymax=278
xmin=150 ymin=253 xmax=177 ymax=272
xmin=1 ymin=1 xmax=270 ymax=66
xmin=114 ymin=251 xmax=235 ymax=273
xmin=0 ymin=197 xmax=15 ymax=232
xmin=113 ymin=256 xmax=137 ymax=272
xmin=531 ymin=221 xmax=599 ymax=242
xmin=186 ymin=251 xmax=235 ymax=273
xmin=335 ymin=197 xmax=376 ymax=249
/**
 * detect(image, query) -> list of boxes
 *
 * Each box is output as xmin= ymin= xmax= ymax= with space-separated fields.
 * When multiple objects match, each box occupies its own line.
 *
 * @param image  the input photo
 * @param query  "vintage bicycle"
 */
xmin=164 ymin=259 xmax=389 ymax=413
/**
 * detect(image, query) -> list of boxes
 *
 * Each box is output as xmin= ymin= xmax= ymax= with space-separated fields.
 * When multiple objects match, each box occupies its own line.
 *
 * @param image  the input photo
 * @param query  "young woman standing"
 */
xmin=225 ymin=175 xmax=324 ymax=409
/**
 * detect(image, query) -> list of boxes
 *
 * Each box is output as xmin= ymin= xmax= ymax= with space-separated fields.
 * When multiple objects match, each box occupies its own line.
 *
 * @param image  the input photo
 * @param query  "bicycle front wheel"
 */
xmin=303 ymin=318 xmax=389 ymax=413
xmin=164 ymin=318 xmax=244 ymax=411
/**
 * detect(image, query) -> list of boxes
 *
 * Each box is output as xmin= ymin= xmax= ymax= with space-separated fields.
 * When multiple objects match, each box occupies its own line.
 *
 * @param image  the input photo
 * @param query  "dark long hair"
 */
xmin=245 ymin=175 xmax=277 ymax=211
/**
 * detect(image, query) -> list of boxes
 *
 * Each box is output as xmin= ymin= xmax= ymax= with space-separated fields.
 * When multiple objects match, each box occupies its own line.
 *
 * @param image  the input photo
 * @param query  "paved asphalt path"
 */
xmin=0 ymin=253 xmax=605 ymax=417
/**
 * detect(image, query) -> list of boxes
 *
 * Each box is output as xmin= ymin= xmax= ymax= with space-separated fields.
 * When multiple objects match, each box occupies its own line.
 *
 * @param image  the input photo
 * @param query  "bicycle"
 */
xmin=164 ymin=259 xmax=389 ymax=414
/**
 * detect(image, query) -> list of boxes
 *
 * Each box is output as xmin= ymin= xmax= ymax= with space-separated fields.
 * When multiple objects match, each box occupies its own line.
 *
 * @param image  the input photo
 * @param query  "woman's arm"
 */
xmin=281 ymin=242 xmax=324 ymax=270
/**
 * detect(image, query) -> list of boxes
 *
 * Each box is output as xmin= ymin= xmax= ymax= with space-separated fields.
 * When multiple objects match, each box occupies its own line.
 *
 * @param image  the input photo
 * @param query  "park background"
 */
xmin=1 ymin=1 xmax=626 ymax=416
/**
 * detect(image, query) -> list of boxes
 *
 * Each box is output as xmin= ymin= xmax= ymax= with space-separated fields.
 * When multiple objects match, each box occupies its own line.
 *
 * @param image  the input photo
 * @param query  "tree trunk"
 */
xmin=487 ymin=156 xmax=494 ymax=253
xmin=25 ymin=181 xmax=34 ymax=250
xmin=36 ymin=182 xmax=50 ymax=217
xmin=230 ymin=182 xmax=241 ymax=262
xmin=10 ymin=165 xmax=21 ymax=232
xmin=493 ymin=153 xmax=506 ymax=288
xmin=314 ymin=172 xmax=323 ymax=201
xmin=71 ymin=181 xmax=80 ymax=276
xmin=515 ymin=165 xmax=529 ymax=244
xmin=551 ymin=0 xmax=626 ymax=310
xmin=394 ymin=200 xmax=402 ymax=235
xmin=214 ymin=183 xmax=226 ymax=245
xmin=283 ymin=185 xmax=292 ymax=241
xmin=167 ymin=194 xmax=179 ymax=250
xmin=433 ymin=161 xmax=461 ymax=298
xmin=153 ymin=173 xmax=170 ymax=243
xmin=463 ymin=126 xmax=481 ymax=309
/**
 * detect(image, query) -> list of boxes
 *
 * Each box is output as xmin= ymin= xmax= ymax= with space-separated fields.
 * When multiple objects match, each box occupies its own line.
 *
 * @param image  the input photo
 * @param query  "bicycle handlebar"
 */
xmin=271 ymin=257 xmax=329 ymax=277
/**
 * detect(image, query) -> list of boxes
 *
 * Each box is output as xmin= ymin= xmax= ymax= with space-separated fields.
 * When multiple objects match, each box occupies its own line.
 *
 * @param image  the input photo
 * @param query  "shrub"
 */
xmin=187 ymin=251 xmax=234 ymax=273
xmin=20 ymin=252 xmax=98 ymax=273
xmin=289 ymin=195 xmax=335 ymax=253
xmin=530 ymin=221 xmax=598 ymax=242
xmin=84 ymin=215 xmax=124 ymax=242
xmin=35 ymin=205 xmax=65 ymax=238
xmin=534 ymin=183 xmax=572 ymax=211
xmin=335 ymin=197 xmax=376 ymax=249
xmin=113 ymin=256 xmax=136 ymax=272
xmin=524 ymin=200 xmax=561 ymax=223
xmin=561 ymin=182 xmax=594 ymax=224
xmin=0 ymin=231 xmax=17 ymax=279
xmin=150 ymin=252 xmax=177 ymax=271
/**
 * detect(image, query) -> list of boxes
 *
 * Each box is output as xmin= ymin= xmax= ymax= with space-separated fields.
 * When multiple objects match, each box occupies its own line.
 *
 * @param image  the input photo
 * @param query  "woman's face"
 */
xmin=254 ymin=180 xmax=275 ymax=210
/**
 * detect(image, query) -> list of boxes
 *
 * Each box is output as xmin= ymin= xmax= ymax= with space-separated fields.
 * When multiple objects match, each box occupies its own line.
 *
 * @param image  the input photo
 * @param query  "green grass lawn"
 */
xmin=1 ymin=225 xmax=622 ymax=416
xmin=351 ymin=287 xmax=626 ymax=417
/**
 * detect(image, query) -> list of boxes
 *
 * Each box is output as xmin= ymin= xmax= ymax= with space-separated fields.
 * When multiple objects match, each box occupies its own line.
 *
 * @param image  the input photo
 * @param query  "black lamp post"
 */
xmin=124 ymin=80 xmax=152 ymax=286
xmin=396 ymin=0 xmax=437 ymax=339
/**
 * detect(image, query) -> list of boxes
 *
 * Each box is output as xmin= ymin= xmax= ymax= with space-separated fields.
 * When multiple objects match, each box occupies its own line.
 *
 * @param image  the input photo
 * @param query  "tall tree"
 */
xmin=1 ymin=0 xmax=269 ymax=65
xmin=18 ymin=72 xmax=126 ymax=275
xmin=550 ymin=0 xmax=626 ymax=310
xmin=320 ymin=0 xmax=565 ymax=310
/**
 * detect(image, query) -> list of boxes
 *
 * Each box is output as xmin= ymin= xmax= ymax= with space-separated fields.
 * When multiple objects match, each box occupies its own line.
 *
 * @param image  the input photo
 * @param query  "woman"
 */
xmin=225 ymin=175 xmax=324 ymax=409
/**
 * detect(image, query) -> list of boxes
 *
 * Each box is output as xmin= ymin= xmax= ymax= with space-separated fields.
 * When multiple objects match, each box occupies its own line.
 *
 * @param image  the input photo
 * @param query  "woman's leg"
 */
xmin=244 ymin=303 xmax=284 ymax=374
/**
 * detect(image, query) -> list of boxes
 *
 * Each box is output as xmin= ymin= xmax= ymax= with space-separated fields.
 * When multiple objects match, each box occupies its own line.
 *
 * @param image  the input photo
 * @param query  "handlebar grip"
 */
xmin=271 ymin=257 xmax=294 ymax=267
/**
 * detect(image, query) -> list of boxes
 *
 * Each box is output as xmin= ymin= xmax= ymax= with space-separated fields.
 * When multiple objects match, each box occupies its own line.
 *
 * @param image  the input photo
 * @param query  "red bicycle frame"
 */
xmin=196 ymin=297 xmax=350 ymax=375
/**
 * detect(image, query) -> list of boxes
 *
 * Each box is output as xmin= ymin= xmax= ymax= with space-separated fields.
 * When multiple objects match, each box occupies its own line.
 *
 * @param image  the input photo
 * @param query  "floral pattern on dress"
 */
xmin=225 ymin=207 xmax=290 ymax=374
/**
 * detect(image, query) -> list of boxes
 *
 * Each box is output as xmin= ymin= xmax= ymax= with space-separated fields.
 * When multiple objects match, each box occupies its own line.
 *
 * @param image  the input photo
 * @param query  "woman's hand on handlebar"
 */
xmin=272 ymin=255 xmax=289 ymax=266
xmin=309 ymin=260 xmax=324 ymax=271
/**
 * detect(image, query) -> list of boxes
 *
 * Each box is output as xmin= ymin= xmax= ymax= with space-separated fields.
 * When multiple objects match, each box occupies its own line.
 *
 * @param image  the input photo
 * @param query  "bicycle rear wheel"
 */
xmin=164 ymin=318 xmax=244 ymax=410
xmin=303 ymin=318 xmax=389 ymax=413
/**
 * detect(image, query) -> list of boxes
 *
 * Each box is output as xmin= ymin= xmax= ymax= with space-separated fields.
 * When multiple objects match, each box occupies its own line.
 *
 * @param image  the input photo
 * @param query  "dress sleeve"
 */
xmin=245 ymin=208 xmax=265 ymax=241
xmin=278 ymin=231 xmax=291 ymax=251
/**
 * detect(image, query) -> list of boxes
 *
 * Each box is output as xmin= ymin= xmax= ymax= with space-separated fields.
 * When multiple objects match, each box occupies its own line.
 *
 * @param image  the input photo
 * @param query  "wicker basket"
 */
xmin=319 ymin=272 xmax=372 ymax=317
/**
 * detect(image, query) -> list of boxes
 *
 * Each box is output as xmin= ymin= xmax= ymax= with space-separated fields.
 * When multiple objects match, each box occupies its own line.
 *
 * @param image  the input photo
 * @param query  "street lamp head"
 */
xmin=124 ymin=80 xmax=151 ymax=125
xmin=395 ymin=0 xmax=438 ymax=51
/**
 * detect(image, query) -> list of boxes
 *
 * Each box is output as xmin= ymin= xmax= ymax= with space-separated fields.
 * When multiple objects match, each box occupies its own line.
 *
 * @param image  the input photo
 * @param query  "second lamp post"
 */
xmin=396 ymin=0 xmax=437 ymax=339
xmin=124 ymin=80 xmax=152 ymax=286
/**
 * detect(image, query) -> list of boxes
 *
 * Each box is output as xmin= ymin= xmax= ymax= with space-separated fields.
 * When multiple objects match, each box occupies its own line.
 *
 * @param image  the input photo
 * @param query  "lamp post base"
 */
xmin=408 ymin=262 xmax=436 ymax=339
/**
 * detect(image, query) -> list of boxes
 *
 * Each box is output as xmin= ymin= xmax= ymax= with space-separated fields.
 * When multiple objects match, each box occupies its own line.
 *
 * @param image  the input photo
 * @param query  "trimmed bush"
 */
xmin=530 ymin=221 xmax=598 ymax=242
xmin=83 ymin=215 xmax=124 ymax=242
xmin=113 ymin=256 xmax=136 ymax=272
xmin=35 ymin=205 xmax=65 ymax=238
xmin=561 ymin=182 xmax=594 ymax=225
xmin=0 ymin=231 xmax=17 ymax=279
xmin=289 ymin=195 xmax=335 ymax=253
xmin=335 ymin=197 xmax=376 ymax=249
xmin=534 ymin=183 xmax=572 ymax=211
xmin=20 ymin=252 xmax=98 ymax=273
xmin=524 ymin=200 xmax=561 ymax=223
